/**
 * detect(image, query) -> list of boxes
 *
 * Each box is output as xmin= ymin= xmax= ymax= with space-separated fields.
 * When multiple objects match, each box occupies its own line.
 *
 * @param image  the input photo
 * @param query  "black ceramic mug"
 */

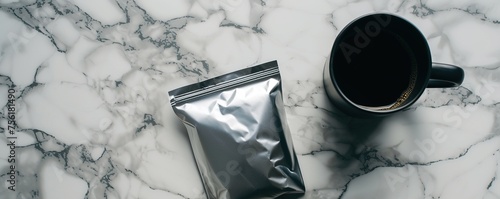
xmin=323 ymin=13 xmax=465 ymax=117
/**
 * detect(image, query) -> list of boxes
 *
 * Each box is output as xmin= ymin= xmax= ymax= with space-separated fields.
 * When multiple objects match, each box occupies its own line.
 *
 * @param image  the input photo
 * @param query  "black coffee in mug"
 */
xmin=323 ymin=13 xmax=465 ymax=117
xmin=333 ymin=30 xmax=417 ymax=109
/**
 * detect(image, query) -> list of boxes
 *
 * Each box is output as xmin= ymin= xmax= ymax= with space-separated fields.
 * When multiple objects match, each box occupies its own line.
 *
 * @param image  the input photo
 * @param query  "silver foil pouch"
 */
xmin=169 ymin=61 xmax=305 ymax=199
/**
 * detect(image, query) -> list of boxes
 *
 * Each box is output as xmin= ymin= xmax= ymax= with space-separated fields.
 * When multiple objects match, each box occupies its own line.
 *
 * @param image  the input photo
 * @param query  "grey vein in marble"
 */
xmin=1 ymin=0 xmax=500 ymax=199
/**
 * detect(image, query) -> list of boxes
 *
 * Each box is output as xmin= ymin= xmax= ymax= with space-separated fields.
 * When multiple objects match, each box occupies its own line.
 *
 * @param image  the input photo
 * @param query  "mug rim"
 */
xmin=328 ymin=12 xmax=432 ymax=115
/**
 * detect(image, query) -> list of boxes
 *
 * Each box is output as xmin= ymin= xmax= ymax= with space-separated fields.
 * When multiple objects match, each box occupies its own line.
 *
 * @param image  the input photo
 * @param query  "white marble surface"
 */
xmin=1 ymin=0 xmax=500 ymax=198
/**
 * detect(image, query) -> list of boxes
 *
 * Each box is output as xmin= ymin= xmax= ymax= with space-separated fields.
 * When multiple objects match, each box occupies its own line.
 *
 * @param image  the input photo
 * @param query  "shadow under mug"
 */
xmin=323 ymin=13 xmax=465 ymax=117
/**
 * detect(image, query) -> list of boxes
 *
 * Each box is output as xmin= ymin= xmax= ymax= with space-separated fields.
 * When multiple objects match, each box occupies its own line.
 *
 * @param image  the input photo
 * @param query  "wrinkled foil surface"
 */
xmin=169 ymin=61 xmax=305 ymax=199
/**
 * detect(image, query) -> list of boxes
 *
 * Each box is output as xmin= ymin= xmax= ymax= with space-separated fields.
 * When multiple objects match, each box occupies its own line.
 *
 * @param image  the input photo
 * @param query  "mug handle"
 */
xmin=427 ymin=63 xmax=465 ymax=88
